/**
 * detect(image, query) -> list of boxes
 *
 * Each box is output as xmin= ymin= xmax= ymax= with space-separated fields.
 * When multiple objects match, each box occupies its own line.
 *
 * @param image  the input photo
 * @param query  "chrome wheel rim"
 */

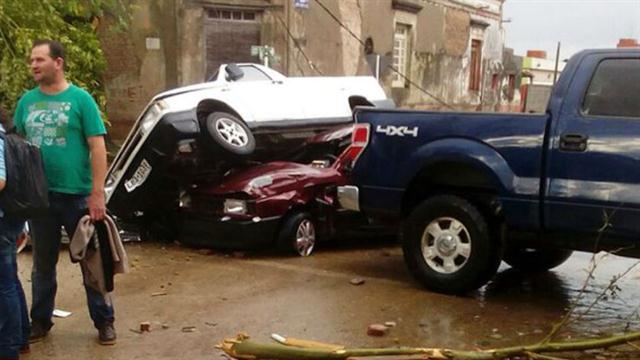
xmin=420 ymin=217 xmax=471 ymax=274
xmin=295 ymin=219 xmax=315 ymax=257
xmin=215 ymin=118 xmax=249 ymax=147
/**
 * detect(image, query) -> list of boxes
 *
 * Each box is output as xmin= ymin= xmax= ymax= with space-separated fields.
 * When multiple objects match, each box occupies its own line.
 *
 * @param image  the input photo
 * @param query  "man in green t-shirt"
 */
xmin=13 ymin=39 xmax=115 ymax=346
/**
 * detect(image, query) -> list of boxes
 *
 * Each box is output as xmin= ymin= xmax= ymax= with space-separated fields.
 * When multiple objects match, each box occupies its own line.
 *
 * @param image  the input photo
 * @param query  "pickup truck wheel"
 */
xmin=402 ymin=195 xmax=501 ymax=294
xmin=503 ymin=247 xmax=573 ymax=272
xmin=278 ymin=212 xmax=316 ymax=257
xmin=205 ymin=112 xmax=256 ymax=156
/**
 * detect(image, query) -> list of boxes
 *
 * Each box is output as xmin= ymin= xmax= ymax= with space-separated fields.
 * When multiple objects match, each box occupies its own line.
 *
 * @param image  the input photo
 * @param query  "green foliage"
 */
xmin=0 ymin=0 xmax=130 ymax=120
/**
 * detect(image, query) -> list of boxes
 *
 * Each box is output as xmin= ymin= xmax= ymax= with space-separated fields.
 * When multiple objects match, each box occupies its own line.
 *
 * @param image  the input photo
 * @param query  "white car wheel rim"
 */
xmin=420 ymin=217 xmax=471 ymax=274
xmin=215 ymin=118 xmax=249 ymax=148
xmin=295 ymin=219 xmax=315 ymax=257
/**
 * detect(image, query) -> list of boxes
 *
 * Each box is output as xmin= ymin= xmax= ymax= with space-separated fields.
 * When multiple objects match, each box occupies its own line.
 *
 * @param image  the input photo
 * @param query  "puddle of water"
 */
xmin=477 ymin=251 xmax=640 ymax=337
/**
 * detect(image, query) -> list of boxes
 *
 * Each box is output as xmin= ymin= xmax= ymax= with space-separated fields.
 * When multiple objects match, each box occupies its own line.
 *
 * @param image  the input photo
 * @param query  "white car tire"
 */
xmin=205 ymin=112 xmax=256 ymax=156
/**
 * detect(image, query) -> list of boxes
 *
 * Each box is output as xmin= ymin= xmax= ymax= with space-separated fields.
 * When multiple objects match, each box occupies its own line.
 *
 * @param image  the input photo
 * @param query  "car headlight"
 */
xmin=139 ymin=100 xmax=168 ymax=135
xmin=224 ymin=199 xmax=247 ymax=215
xmin=104 ymin=174 xmax=117 ymax=200
xmin=179 ymin=190 xmax=192 ymax=208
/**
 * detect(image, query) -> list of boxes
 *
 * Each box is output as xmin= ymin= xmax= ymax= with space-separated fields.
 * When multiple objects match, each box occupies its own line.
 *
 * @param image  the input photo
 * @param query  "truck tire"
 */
xmin=402 ymin=195 xmax=501 ymax=294
xmin=503 ymin=247 xmax=573 ymax=272
xmin=204 ymin=112 xmax=255 ymax=156
xmin=278 ymin=212 xmax=316 ymax=257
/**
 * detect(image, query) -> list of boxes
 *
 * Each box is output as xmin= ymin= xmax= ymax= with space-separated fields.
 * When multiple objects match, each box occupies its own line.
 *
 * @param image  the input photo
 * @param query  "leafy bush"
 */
xmin=0 ymin=0 xmax=129 ymax=120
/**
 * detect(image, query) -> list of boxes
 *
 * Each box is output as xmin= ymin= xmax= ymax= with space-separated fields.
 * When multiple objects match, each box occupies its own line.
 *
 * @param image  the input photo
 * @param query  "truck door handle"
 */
xmin=559 ymin=134 xmax=588 ymax=152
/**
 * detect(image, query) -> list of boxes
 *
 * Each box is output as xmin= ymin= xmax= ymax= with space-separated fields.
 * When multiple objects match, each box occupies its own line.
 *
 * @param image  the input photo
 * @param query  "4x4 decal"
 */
xmin=376 ymin=125 xmax=418 ymax=138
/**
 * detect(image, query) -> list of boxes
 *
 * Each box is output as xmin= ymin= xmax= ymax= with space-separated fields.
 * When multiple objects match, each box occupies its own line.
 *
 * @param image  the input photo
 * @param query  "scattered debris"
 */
xmin=205 ymin=322 xmax=218 ymax=327
xmin=129 ymin=328 xmax=143 ymax=334
xmin=367 ymin=324 xmax=389 ymax=337
xmin=350 ymin=278 xmax=366 ymax=286
xmin=162 ymin=324 xmax=170 ymax=330
xmin=140 ymin=322 xmax=151 ymax=332
xmin=182 ymin=326 xmax=197 ymax=333
xmin=218 ymin=331 xmax=640 ymax=360
xmin=53 ymin=309 xmax=72 ymax=318
xmin=151 ymin=291 xmax=168 ymax=297
xmin=384 ymin=321 xmax=397 ymax=328
xmin=270 ymin=333 xmax=344 ymax=351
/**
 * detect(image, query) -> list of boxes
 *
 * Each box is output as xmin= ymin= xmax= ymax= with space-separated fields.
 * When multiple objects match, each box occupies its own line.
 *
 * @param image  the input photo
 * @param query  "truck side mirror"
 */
xmin=226 ymin=64 xmax=244 ymax=81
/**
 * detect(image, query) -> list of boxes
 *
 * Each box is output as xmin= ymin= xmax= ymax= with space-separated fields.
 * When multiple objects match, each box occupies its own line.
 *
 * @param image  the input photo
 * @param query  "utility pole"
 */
xmin=285 ymin=0 xmax=290 ymax=75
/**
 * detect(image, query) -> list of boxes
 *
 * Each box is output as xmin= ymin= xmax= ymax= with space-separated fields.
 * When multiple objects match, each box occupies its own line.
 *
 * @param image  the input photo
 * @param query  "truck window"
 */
xmin=235 ymin=66 xmax=272 ymax=82
xmin=582 ymin=59 xmax=640 ymax=118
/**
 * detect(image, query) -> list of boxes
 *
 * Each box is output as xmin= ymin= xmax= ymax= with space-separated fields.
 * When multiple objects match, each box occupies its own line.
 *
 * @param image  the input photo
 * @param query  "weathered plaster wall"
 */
xmin=176 ymin=1 xmax=206 ymax=86
xmin=99 ymin=0 xmax=175 ymax=140
xmin=287 ymin=0 xmax=346 ymax=76
xmin=416 ymin=4 xmax=446 ymax=54
xmin=398 ymin=0 xmax=505 ymax=110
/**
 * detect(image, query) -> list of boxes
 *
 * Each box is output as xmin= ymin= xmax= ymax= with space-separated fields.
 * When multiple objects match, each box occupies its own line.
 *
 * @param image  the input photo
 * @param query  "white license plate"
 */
xmin=124 ymin=159 xmax=152 ymax=193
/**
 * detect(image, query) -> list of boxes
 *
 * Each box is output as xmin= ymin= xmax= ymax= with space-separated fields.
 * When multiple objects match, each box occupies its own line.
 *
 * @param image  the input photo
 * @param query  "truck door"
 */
xmin=544 ymin=55 xmax=640 ymax=241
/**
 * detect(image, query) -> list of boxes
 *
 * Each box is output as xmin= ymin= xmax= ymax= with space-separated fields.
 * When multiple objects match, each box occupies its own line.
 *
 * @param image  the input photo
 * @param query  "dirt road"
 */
xmin=17 ymin=237 xmax=640 ymax=359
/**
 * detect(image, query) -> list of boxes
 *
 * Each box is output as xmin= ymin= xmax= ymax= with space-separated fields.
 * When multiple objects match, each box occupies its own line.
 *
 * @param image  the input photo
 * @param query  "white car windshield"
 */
xmin=234 ymin=66 xmax=272 ymax=82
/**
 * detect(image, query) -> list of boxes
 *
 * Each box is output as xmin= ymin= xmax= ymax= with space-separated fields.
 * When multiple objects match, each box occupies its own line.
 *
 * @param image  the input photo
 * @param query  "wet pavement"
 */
xmin=16 ymin=237 xmax=640 ymax=359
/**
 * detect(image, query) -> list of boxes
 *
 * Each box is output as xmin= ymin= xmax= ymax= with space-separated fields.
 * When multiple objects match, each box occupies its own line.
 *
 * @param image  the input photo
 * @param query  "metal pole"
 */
xmin=375 ymin=55 xmax=380 ymax=80
xmin=552 ymin=41 xmax=561 ymax=86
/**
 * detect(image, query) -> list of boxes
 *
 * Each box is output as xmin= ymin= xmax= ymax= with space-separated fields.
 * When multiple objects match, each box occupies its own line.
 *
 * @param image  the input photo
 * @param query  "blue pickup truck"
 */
xmin=338 ymin=49 xmax=640 ymax=294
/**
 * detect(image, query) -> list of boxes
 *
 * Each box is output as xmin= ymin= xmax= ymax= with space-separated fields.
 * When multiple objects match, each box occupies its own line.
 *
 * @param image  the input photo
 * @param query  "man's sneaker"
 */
xmin=28 ymin=322 xmax=51 ymax=343
xmin=98 ymin=323 xmax=116 ymax=345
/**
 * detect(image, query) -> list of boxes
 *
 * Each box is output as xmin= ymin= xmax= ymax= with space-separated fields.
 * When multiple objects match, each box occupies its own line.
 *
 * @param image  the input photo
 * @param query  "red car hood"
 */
xmin=195 ymin=161 xmax=345 ymax=198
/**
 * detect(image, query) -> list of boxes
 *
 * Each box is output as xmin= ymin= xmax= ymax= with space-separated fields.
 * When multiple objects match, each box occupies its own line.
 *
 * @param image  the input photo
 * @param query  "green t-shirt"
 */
xmin=13 ymin=85 xmax=107 ymax=195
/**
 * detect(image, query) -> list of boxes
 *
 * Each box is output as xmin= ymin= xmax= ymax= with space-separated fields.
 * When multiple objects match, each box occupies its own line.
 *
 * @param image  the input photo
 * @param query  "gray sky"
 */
xmin=503 ymin=0 xmax=640 ymax=60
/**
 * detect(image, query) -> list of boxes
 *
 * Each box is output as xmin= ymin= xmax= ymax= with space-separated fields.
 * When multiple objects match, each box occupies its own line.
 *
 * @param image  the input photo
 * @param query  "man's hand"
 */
xmin=88 ymin=190 xmax=106 ymax=221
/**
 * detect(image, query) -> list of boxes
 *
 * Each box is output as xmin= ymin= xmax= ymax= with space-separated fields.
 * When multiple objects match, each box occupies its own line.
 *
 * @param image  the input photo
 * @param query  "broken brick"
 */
xmin=367 ymin=324 xmax=388 ymax=337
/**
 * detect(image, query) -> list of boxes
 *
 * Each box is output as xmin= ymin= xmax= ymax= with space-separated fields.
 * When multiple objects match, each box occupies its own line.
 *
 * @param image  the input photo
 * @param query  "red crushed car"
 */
xmin=177 ymin=125 xmax=374 ymax=256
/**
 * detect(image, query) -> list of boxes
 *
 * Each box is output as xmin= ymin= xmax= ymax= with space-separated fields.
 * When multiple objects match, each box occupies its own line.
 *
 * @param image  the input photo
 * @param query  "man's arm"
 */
xmin=87 ymin=135 xmax=107 ymax=221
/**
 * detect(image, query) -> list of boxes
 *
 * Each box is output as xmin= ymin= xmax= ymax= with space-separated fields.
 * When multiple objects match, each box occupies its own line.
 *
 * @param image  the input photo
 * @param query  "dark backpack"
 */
xmin=0 ymin=130 xmax=49 ymax=219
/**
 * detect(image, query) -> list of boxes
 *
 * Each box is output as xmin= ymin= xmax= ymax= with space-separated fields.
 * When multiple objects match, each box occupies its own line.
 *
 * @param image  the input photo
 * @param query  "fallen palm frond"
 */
xmin=217 ymin=331 xmax=640 ymax=360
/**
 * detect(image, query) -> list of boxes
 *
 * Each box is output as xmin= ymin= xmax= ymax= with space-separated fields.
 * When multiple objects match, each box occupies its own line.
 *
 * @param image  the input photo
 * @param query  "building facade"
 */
xmin=98 ymin=0 xmax=506 ymax=139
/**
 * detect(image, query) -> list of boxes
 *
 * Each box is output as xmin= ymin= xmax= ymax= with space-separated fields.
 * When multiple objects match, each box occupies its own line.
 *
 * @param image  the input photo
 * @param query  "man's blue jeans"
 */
xmin=0 ymin=216 xmax=28 ymax=359
xmin=30 ymin=192 xmax=115 ymax=330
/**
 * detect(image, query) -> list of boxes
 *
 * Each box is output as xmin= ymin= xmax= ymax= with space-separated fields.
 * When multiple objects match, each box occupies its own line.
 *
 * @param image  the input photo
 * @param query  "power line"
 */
xmin=272 ymin=12 xmax=324 ymax=76
xmin=313 ymin=0 xmax=453 ymax=109
xmin=313 ymin=0 xmax=365 ymax=48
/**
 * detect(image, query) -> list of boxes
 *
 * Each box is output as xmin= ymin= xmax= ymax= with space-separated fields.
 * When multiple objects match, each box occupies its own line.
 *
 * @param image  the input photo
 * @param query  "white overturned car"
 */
xmin=105 ymin=63 xmax=392 ymax=239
